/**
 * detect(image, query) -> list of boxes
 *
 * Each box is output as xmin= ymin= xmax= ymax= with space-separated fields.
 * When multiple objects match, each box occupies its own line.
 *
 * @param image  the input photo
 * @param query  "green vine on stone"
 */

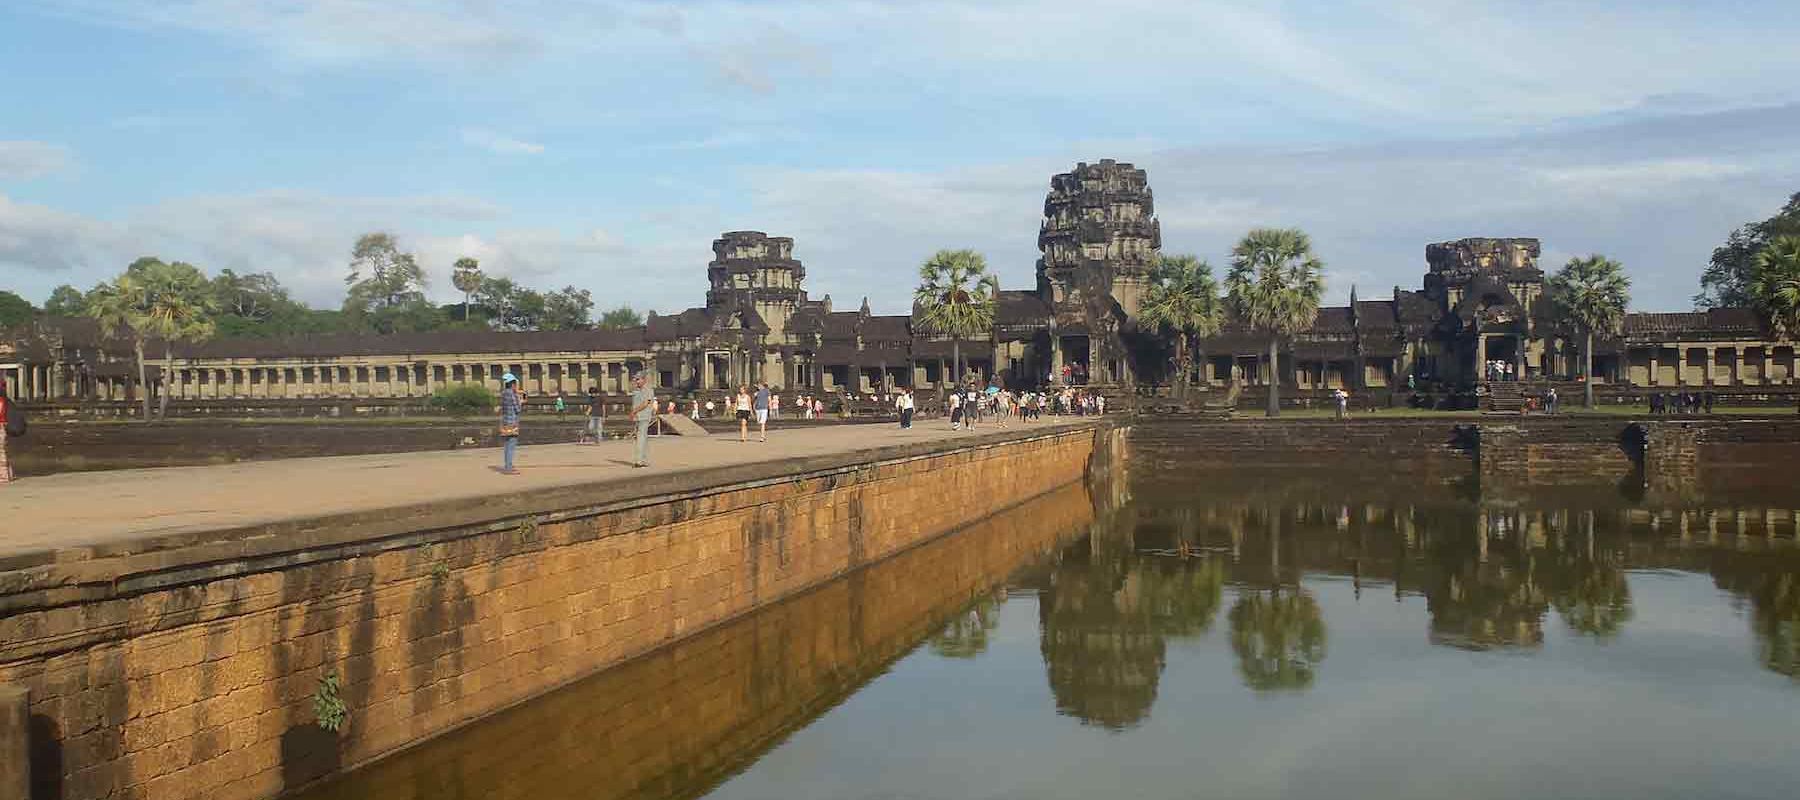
xmin=313 ymin=671 xmax=347 ymax=732
xmin=431 ymin=561 xmax=450 ymax=582
xmin=518 ymin=516 xmax=539 ymax=541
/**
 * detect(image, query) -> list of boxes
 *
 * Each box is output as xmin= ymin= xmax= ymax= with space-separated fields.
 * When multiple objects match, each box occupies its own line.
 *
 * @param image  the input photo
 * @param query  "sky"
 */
xmin=3 ymin=0 xmax=1800 ymax=317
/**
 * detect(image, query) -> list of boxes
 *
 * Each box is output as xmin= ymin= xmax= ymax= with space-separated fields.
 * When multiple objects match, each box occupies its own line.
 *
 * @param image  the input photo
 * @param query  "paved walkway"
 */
xmin=1 ymin=420 xmax=1090 ymax=560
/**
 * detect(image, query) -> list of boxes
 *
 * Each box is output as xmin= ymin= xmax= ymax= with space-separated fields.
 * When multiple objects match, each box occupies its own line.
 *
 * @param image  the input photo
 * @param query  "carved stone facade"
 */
xmin=5 ymin=167 xmax=1796 ymax=407
xmin=1036 ymin=159 xmax=1161 ymax=386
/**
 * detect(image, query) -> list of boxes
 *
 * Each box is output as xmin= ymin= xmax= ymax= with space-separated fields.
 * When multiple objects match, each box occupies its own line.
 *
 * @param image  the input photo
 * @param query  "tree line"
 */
xmin=1 ymin=232 xmax=647 ymax=339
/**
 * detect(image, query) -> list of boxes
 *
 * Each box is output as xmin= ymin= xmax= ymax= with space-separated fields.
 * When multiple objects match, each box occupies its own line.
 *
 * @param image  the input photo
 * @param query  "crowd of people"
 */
xmin=1649 ymin=391 xmax=1716 ymax=415
xmin=492 ymin=373 xmax=1117 ymax=474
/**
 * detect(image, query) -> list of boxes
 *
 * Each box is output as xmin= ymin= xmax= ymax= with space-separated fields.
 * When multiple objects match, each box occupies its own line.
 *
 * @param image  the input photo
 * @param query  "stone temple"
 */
xmin=2 ymin=160 xmax=1796 ymax=408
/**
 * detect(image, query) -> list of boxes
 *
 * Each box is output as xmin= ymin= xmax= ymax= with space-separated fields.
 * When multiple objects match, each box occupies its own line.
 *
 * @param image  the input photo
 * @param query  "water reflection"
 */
xmin=1103 ymin=469 xmax=1799 ymax=687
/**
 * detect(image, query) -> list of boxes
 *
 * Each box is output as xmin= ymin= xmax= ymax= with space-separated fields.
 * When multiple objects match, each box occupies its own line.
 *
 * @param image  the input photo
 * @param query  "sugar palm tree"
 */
xmin=1750 ymin=235 xmax=1800 ymax=339
xmin=915 ymin=249 xmax=999 ymax=395
xmin=1547 ymin=254 xmax=1630 ymax=408
xmin=1139 ymin=254 xmax=1223 ymax=398
xmin=451 ymin=257 xmax=483 ymax=322
xmin=139 ymin=261 xmax=218 ymax=418
xmin=87 ymin=275 xmax=154 ymax=422
xmin=1226 ymin=228 xmax=1325 ymax=417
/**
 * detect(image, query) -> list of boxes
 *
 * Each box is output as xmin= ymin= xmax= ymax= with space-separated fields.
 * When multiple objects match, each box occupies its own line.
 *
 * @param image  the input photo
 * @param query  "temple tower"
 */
xmin=1036 ymin=159 xmax=1162 ymax=385
xmin=706 ymin=231 xmax=807 ymax=337
xmin=1036 ymin=159 xmax=1162 ymax=318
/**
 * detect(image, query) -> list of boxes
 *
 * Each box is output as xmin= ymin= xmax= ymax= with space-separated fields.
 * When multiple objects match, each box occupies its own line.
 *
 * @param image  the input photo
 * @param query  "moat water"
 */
xmin=297 ymin=450 xmax=1800 ymax=800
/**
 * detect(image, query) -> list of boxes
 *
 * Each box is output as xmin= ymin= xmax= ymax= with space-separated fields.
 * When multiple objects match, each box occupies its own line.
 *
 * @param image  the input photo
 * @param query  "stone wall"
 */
xmin=290 ymin=479 xmax=1100 ymax=800
xmin=0 ymin=425 xmax=1114 ymax=800
xmin=1130 ymin=416 xmax=1800 ymax=495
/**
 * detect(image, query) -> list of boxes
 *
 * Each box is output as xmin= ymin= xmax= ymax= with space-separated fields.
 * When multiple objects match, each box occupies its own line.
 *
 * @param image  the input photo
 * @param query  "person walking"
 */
xmin=899 ymin=388 xmax=915 ymax=429
xmin=583 ymin=387 xmax=605 ymax=444
xmin=1332 ymin=387 xmax=1349 ymax=420
xmin=734 ymin=385 xmax=753 ymax=442
xmin=770 ymin=391 xmax=781 ymax=420
xmin=498 ymin=373 xmax=522 ymax=475
xmin=629 ymin=372 xmax=655 ymax=468
xmin=949 ymin=390 xmax=963 ymax=430
xmin=0 ymin=381 xmax=16 ymax=484
xmin=754 ymin=383 xmax=771 ymax=442
xmin=554 ymin=394 xmax=566 ymax=418
xmin=1545 ymin=387 xmax=1559 ymax=415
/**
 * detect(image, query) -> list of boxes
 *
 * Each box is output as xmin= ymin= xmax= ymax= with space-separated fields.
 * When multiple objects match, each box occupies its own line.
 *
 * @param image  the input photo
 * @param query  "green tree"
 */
xmin=87 ymin=275 xmax=154 ymax=422
xmin=1547 ymin=254 xmax=1631 ymax=408
xmin=1749 ymin=235 xmax=1800 ymax=339
xmin=343 ymin=233 xmax=428 ymax=333
xmin=138 ymin=261 xmax=218 ymax=417
xmin=0 ymin=290 xmax=35 ymax=329
xmin=1138 ymin=254 xmax=1223 ymax=397
xmin=596 ymin=305 xmax=644 ymax=330
xmin=43 ymin=284 xmax=88 ymax=317
xmin=914 ymin=249 xmax=999 ymax=395
xmin=474 ymin=276 xmax=546 ymax=331
xmin=1226 ymin=228 xmax=1325 ymax=417
xmin=451 ymin=257 xmax=484 ymax=322
xmin=541 ymin=286 xmax=594 ymax=331
xmin=210 ymin=269 xmax=289 ymax=324
xmin=1697 ymin=192 xmax=1800 ymax=308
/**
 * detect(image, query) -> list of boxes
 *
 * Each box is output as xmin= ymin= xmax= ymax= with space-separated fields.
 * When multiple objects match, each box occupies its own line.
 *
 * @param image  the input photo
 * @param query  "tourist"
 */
xmin=813 ymin=397 xmax=824 ymax=418
xmin=1649 ymin=392 xmax=1663 ymax=415
xmin=1545 ymin=387 xmax=1558 ymax=415
xmin=1704 ymin=391 xmax=1715 ymax=414
xmin=899 ymin=388 xmax=915 ymax=429
xmin=498 ymin=373 xmax=522 ymax=475
xmin=1096 ymin=394 xmax=1106 ymax=415
xmin=0 ymin=381 xmax=15 ymax=484
xmin=554 ymin=394 xmax=566 ymax=417
xmin=770 ymin=391 xmax=781 ymax=419
xmin=690 ymin=398 xmax=701 ymax=421
xmin=734 ymin=385 xmax=753 ymax=442
xmin=754 ymin=382 xmax=771 ymax=442
xmin=949 ymin=390 xmax=963 ymax=430
xmin=584 ymin=387 xmax=605 ymax=444
xmin=629 ymin=373 xmax=655 ymax=468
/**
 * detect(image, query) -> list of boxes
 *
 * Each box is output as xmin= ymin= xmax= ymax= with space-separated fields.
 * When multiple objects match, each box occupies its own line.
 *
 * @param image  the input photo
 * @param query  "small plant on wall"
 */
xmin=313 ymin=671 xmax=347 ymax=732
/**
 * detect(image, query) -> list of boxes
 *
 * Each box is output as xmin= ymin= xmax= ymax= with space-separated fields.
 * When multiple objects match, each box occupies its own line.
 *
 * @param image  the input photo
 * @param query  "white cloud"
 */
xmin=0 ymin=141 xmax=75 ymax=180
xmin=460 ymin=128 xmax=545 ymax=156
xmin=0 ymin=192 xmax=120 ymax=274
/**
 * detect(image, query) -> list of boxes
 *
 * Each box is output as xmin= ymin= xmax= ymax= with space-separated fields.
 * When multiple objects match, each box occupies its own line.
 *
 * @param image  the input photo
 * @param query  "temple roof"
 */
xmin=1623 ymin=308 xmax=1766 ymax=339
xmin=178 ymin=328 xmax=649 ymax=359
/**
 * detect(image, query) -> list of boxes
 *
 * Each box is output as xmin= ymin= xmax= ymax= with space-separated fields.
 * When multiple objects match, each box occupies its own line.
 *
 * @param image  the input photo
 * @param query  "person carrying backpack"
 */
xmin=0 ymin=380 xmax=20 ymax=484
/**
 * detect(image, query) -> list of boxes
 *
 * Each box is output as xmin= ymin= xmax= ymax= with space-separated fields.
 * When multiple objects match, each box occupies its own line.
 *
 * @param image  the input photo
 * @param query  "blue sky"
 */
xmin=4 ymin=0 xmax=1800 ymax=316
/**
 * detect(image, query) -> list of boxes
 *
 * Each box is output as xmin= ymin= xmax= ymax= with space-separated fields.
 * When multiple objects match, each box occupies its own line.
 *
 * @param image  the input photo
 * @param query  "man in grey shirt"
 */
xmin=629 ymin=372 xmax=656 ymax=468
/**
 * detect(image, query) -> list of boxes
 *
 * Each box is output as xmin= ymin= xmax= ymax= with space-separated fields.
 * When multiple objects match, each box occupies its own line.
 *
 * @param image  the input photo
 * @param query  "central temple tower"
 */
xmin=1035 ymin=159 xmax=1162 ymax=384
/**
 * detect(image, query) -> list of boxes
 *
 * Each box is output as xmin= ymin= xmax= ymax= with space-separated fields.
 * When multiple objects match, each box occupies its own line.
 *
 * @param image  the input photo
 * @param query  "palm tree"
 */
xmin=87 ymin=275 xmax=153 ymax=422
xmin=1547 ymin=255 xmax=1630 ymax=408
xmin=1225 ymin=228 xmax=1325 ymax=417
xmin=451 ymin=257 xmax=484 ymax=322
xmin=1750 ymin=235 xmax=1800 ymax=339
xmin=1138 ymin=254 xmax=1223 ymax=398
xmin=914 ymin=249 xmax=999 ymax=395
xmin=139 ymin=261 xmax=218 ymax=418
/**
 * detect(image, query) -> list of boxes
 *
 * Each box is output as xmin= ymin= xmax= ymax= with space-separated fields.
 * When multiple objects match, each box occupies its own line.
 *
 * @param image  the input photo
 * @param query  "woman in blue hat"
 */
xmin=498 ymin=372 xmax=522 ymax=474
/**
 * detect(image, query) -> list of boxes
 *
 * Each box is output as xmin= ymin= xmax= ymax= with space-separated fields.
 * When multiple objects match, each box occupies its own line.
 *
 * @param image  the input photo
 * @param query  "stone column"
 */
xmin=1476 ymin=335 xmax=1488 ymax=382
xmin=1647 ymin=349 xmax=1659 ymax=387
xmin=1703 ymin=347 xmax=1716 ymax=386
xmin=1513 ymin=335 xmax=1525 ymax=382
